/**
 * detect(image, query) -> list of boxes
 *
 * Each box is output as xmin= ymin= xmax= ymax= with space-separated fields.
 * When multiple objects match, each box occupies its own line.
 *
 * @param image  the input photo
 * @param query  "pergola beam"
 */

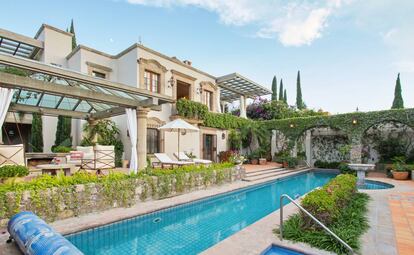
xmin=0 ymin=28 xmax=44 ymax=49
xmin=9 ymin=104 xmax=89 ymax=119
xmin=0 ymin=72 xmax=144 ymax=108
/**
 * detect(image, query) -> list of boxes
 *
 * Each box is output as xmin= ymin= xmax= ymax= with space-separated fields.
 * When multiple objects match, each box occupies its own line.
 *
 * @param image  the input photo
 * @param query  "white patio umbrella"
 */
xmin=158 ymin=119 xmax=199 ymax=156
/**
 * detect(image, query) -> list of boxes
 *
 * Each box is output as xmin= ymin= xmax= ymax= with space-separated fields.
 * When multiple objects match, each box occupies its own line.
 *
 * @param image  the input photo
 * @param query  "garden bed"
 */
xmin=275 ymin=174 xmax=369 ymax=254
xmin=0 ymin=163 xmax=244 ymax=227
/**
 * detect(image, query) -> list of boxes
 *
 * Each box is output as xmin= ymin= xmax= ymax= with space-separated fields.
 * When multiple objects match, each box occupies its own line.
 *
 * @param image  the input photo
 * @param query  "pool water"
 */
xmin=66 ymin=171 xmax=336 ymax=255
xmin=358 ymin=179 xmax=394 ymax=190
xmin=261 ymin=244 xmax=306 ymax=255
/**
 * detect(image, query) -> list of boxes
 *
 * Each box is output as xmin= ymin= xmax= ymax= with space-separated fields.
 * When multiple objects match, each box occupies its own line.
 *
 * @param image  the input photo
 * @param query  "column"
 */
xmin=305 ymin=130 xmax=312 ymax=166
xmin=350 ymin=137 xmax=362 ymax=163
xmin=137 ymin=107 xmax=150 ymax=170
xmin=239 ymin=95 xmax=247 ymax=118
xmin=87 ymin=118 xmax=98 ymax=143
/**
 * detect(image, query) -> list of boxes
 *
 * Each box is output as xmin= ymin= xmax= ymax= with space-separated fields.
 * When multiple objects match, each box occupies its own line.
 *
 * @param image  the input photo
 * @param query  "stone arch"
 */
xmin=361 ymin=120 xmax=414 ymax=164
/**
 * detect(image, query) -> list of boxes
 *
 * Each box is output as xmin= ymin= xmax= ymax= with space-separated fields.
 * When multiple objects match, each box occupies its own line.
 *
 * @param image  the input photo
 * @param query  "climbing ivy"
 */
xmin=261 ymin=108 xmax=414 ymax=142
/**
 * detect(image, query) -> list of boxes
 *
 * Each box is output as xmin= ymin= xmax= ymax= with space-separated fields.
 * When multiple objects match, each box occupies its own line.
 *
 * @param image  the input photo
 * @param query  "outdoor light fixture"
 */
xmin=352 ymin=119 xmax=358 ymax=125
xmin=168 ymin=76 xmax=175 ymax=88
xmin=222 ymin=133 xmax=226 ymax=140
xmin=196 ymin=84 xmax=203 ymax=95
xmin=290 ymin=123 xmax=295 ymax=128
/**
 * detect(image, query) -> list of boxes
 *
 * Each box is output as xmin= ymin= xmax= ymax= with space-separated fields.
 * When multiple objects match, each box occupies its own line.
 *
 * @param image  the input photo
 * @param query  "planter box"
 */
xmin=251 ymin=159 xmax=259 ymax=165
xmin=392 ymin=171 xmax=409 ymax=180
xmin=258 ymin=158 xmax=267 ymax=165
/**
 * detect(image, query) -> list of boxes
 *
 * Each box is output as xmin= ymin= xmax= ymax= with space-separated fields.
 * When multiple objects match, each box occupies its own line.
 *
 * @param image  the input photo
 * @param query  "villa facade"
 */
xmin=0 ymin=24 xmax=270 ymax=168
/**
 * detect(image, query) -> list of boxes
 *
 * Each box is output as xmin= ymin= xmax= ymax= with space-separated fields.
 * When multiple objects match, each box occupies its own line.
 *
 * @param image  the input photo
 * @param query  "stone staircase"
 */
xmin=242 ymin=167 xmax=297 ymax=182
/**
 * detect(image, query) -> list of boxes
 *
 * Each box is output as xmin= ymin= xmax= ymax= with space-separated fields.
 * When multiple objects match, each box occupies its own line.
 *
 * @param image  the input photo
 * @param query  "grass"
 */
xmin=275 ymin=192 xmax=370 ymax=255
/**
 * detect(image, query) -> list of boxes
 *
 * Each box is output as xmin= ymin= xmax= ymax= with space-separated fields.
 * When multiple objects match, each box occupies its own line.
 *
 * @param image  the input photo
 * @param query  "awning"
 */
xmin=0 ymin=53 xmax=174 ymax=120
xmin=0 ymin=28 xmax=43 ymax=59
xmin=216 ymin=73 xmax=271 ymax=102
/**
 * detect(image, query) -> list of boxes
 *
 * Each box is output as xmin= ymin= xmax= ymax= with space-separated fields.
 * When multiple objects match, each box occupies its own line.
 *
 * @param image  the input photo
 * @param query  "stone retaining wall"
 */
xmin=0 ymin=166 xmax=245 ymax=227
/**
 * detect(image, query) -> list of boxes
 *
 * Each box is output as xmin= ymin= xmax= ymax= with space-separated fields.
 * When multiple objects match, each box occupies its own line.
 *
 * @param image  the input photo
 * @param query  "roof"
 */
xmin=216 ymin=73 xmax=271 ymax=102
xmin=0 ymin=53 xmax=174 ymax=120
xmin=0 ymin=28 xmax=43 ymax=59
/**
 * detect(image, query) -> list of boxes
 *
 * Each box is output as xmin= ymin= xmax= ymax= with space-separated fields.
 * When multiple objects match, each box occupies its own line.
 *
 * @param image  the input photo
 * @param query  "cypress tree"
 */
xmin=284 ymin=89 xmax=287 ymax=104
xmin=278 ymin=79 xmax=284 ymax=101
xmin=391 ymin=73 xmax=404 ymax=109
xmin=271 ymin=76 xmax=277 ymax=101
xmin=30 ymin=113 xmax=43 ymax=152
xmin=54 ymin=116 xmax=72 ymax=147
xmin=296 ymin=70 xmax=305 ymax=109
xmin=70 ymin=19 xmax=77 ymax=50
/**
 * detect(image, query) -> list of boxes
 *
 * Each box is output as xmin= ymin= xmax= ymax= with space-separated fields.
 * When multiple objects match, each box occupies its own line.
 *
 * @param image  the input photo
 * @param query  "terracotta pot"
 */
xmin=259 ymin=158 xmax=267 ymax=165
xmin=392 ymin=171 xmax=409 ymax=180
xmin=251 ymin=159 xmax=259 ymax=165
xmin=282 ymin=162 xmax=288 ymax=168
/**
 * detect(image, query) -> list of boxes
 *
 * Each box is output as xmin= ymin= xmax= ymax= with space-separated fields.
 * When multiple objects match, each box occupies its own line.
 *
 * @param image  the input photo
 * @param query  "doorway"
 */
xmin=1 ymin=122 xmax=32 ymax=152
xmin=203 ymin=134 xmax=217 ymax=162
xmin=176 ymin=80 xmax=191 ymax=100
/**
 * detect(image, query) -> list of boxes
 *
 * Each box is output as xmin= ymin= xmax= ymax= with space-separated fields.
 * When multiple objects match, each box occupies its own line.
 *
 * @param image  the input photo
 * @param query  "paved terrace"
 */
xmin=1 ymin=166 xmax=414 ymax=255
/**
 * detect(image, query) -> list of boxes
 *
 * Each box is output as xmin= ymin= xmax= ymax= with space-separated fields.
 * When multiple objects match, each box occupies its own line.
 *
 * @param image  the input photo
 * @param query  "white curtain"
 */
xmin=0 ymin=87 xmax=14 ymax=128
xmin=216 ymin=87 xmax=222 ymax=113
xmin=126 ymin=108 xmax=138 ymax=174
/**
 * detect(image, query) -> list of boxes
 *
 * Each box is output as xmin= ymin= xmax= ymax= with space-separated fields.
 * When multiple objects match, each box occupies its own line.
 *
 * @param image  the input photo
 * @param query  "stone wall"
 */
xmin=0 ymin=166 xmax=245 ymax=227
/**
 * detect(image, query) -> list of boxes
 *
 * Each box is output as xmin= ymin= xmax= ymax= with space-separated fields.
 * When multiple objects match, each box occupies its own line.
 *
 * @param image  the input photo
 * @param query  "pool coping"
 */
xmin=0 ymin=168 xmax=335 ymax=255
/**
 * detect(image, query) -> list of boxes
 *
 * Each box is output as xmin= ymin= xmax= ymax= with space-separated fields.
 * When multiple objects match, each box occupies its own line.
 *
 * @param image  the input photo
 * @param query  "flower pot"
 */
xmin=282 ymin=162 xmax=288 ymax=168
xmin=392 ymin=171 xmax=409 ymax=180
xmin=259 ymin=158 xmax=267 ymax=165
xmin=251 ymin=159 xmax=259 ymax=165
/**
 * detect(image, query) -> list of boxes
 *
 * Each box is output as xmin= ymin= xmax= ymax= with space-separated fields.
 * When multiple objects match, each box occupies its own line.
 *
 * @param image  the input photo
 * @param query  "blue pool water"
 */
xmin=66 ymin=171 xmax=336 ymax=255
xmin=358 ymin=179 xmax=394 ymax=190
xmin=261 ymin=244 xmax=306 ymax=255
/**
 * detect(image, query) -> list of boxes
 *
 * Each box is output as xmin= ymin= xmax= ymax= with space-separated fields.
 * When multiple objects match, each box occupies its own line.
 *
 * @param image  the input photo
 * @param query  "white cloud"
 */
xmin=126 ymin=0 xmax=349 ymax=46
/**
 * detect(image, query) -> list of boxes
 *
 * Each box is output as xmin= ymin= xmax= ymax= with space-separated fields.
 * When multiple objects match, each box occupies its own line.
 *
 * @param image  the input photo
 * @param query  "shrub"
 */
xmin=314 ymin=160 xmax=341 ymax=169
xmin=301 ymin=174 xmax=357 ymax=226
xmin=0 ymin=165 xmax=29 ymax=178
xmin=176 ymin=98 xmax=208 ymax=119
xmin=52 ymin=146 xmax=72 ymax=153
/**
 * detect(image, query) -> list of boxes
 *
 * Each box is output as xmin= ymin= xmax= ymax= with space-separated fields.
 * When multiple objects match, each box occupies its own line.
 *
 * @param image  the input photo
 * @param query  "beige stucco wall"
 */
xmin=37 ymin=27 xmax=72 ymax=67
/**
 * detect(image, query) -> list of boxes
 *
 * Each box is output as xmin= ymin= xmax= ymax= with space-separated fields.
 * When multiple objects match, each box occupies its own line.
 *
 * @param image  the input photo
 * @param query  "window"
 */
xmin=144 ymin=70 xmax=160 ymax=93
xmin=92 ymin=70 xmax=106 ymax=79
xmin=203 ymin=90 xmax=213 ymax=110
xmin=147 ymin=128 xmax=160 ymax=154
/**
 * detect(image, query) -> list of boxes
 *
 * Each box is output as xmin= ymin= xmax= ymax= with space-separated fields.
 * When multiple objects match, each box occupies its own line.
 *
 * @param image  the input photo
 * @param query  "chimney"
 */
xmin=183 ymin=60 xmax=192 ymax=66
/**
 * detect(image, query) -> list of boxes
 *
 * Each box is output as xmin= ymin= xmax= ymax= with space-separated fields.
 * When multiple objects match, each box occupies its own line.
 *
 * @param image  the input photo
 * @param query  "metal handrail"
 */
xmin=279 ymin=194 xmax=354 ymax=254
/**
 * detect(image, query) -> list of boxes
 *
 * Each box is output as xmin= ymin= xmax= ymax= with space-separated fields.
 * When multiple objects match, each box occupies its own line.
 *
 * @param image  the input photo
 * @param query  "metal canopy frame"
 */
xmin=0 ymin=28 xmax=43 ymax=59
xmin=0 ymin=53 xmax=174 ymax=120
xmin=217 ymin=73 xmax=271 ymax=102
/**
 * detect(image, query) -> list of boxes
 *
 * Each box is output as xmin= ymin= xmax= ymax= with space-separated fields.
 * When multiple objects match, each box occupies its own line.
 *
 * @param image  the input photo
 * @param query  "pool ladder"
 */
xmin=279 ymin=194 xmax=355 ymax=255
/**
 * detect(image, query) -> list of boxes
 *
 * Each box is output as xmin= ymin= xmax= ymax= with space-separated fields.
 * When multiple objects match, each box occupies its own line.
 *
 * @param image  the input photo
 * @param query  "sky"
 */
xmin=1 ymin=0 xmax=413 ymax=114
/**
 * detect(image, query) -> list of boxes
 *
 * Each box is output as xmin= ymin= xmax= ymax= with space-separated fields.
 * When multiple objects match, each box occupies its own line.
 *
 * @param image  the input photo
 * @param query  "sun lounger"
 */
xmin=153 ymin=153 xmax=195 ymax=168
xmin=174 ymin=152 xmax=212 ymax=165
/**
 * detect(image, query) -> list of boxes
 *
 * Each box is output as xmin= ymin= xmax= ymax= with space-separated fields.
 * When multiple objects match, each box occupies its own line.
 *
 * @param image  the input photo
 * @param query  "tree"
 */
xmin=284 ymin=89 xmax=287 ymax=104
xmin=296 ymin=70 xmax=305 ymax=109
xmin=391 ymin=73 xmax=404 ymax=109
xmin=70 ymin=19 xmax=77 ymax=50
xmin=278 ymin=79 xmax=284 ymax=101
xmin=271 ymin=76 xmax=277 ymax=101
xmin=30 ymin=113 xmax=43 ymax=152
xmin=54 ymin=116 xmax=72 ymax=148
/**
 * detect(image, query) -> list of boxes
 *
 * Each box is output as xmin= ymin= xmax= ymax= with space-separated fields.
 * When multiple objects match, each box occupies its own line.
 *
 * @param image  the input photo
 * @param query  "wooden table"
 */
xmin=36 ymin=164 xmax=74 ymax=176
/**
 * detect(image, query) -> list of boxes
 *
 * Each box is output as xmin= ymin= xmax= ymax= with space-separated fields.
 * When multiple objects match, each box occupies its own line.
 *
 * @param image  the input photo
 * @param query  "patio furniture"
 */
xmin=153 ymin=153 xmax=195 ymax=169
xmin=36 ymin=163 xmax=74 ymax=176
xmin=66 ymin=146 xmax=94 ymax=166
xmin=174 ymin=152 xmax=212 ymax=165
xmin=81 ymin=145 xmax=115 ymax=174
xmin=0 ymin=144 xmax=25 ymax=166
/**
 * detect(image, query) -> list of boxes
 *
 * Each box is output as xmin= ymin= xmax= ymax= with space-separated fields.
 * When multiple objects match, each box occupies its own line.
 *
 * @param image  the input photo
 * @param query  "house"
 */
xmin=0 ymin=24 xmax=270 ymax=169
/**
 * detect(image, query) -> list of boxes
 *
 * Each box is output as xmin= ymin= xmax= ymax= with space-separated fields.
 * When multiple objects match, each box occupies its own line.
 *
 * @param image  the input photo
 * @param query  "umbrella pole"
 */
xmin=178 ymin=129 xmax=180 ymax=159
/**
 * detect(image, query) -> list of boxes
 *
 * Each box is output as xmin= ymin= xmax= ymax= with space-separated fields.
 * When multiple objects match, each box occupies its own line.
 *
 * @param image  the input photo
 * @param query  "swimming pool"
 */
xmin=66 ymin=171 xmax=336 ymax=255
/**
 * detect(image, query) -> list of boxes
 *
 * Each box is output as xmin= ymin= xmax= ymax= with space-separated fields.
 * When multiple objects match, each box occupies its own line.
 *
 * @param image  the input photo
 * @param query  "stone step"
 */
xmin=243 ymin=169 xmax=295 ymax=182
xmin=245 ymin=168 xmax=288 ymax=178
xmin=245 ymin=166 xmax=285 ymax=175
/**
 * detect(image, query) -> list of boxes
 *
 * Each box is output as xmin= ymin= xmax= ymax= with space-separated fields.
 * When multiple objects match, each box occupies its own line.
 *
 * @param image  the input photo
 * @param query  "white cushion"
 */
xmin=0 ymin=144 xmax=25 ymax=166
xmin=95 ymin=145 xmax=114 ymax=151
xmin=76 ymin=146 xmax=94 ymax=154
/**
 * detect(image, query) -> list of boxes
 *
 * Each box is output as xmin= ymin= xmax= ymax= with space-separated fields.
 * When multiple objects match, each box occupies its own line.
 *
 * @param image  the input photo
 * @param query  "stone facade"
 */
xmin=0 ymin=166 xmax=245 ymax=227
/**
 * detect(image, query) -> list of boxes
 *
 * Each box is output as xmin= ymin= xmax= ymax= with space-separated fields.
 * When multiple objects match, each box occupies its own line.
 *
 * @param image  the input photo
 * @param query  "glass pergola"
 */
xmin=0 ymin=28 xmax=43 ymax=59
xmin=0 ymin=53 xmax=173 ymax=120
xmin=217 ymin=73 xmax=271 ymax=102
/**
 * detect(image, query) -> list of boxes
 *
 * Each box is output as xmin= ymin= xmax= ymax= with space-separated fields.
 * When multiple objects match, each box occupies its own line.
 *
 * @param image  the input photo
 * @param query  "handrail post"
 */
xmin=278 ymin=194 xmax=354 ymax=254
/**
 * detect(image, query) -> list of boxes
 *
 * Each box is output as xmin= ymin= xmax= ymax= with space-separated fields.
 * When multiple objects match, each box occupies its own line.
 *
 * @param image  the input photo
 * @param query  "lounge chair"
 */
xmin=0 ymin=144 xmax=25 ymax=166
xmin=174 ymin=152 xmax=212 ymax=165
xmin=153 ymin=153 xmax=195 ymax=168
xmin=81 ymin=145 xmax=115 ymax=174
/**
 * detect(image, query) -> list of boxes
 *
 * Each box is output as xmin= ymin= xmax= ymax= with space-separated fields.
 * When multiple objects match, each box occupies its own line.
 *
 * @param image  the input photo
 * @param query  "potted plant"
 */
xmin=249 ymin=150 xmax=259 ymax=165
xmin=392 ymin=157 xmax=409 ymax=180
xmin=258 ymin=148 xmax=267 ymax=165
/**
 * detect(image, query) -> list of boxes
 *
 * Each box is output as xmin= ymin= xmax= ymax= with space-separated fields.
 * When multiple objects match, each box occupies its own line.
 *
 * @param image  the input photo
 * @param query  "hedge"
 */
xmin=0 ymin=165 xmax=29 ymax=178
